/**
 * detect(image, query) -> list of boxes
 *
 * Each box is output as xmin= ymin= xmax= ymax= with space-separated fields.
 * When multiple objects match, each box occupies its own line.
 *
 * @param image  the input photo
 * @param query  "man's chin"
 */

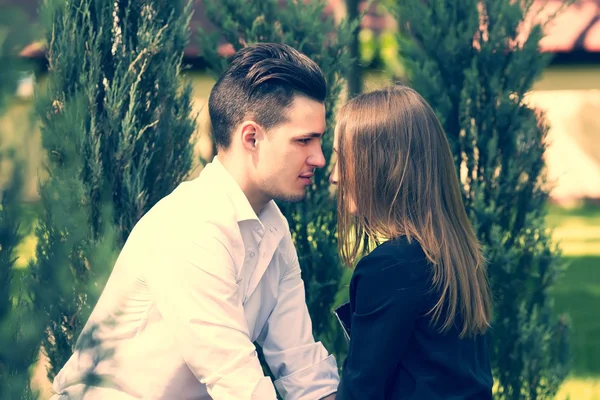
xmin=273 ymin=191 xmax=306 ymax=204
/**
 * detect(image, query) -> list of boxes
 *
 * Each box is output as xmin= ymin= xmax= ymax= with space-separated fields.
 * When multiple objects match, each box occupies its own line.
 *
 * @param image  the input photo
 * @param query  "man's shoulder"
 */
xmin=159 ymin=177 xmax=234 ymax=218
xmin=129 ymin=178 xmax=239 ymax=244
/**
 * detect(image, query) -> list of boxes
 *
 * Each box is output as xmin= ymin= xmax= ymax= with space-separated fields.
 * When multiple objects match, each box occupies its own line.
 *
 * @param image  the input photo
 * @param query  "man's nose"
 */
xmin=309 ymin=147 xmax=326 ymax=169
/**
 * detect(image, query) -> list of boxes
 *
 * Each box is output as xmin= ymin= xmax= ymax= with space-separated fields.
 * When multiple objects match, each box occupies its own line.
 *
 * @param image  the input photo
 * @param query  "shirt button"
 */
xmin=249 ymin=252 xmax=255 ymax=258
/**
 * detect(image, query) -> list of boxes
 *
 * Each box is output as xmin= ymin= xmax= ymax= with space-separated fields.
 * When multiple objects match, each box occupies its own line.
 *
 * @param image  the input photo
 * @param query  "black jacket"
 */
xmin=336 ymin=236 xmax=493 ymax=400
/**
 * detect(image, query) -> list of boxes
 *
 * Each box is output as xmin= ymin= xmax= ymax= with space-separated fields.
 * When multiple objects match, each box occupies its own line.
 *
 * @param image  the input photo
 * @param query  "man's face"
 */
xmin=254 ymin=96 xmax=326 ymax=203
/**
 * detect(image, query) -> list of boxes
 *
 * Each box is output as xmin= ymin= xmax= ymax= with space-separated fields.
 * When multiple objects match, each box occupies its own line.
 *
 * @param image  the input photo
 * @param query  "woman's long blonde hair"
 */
xmin=336 ymin=85 xmax=492 ymax=337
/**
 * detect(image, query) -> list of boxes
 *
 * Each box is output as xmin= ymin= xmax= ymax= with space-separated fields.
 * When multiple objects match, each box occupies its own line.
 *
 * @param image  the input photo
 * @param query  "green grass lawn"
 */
xmin=546 ymin=203 xmax=600 ymax=399
xmin=554 ymin=256 xmax=600 ymax=376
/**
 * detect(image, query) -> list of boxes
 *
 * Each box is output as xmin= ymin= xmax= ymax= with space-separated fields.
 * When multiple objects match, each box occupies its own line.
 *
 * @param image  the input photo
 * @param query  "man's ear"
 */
xmin=240 ymin=120 xmax=264 ymax=151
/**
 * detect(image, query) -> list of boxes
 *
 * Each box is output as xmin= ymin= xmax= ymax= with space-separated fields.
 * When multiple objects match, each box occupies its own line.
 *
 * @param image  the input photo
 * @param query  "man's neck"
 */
xmin=217 ymin=153 xmax=269 ymax=215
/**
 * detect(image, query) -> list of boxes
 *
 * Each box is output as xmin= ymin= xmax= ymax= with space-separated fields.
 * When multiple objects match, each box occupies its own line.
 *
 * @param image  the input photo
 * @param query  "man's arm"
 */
xmin=144 ymin=225 xmax=277 ymax=399
xmin=255 ymin=242 xmax=339 ymax=400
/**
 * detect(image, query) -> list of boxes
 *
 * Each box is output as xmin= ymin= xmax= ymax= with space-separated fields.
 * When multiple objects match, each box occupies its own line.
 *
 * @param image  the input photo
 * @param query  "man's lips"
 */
xmin=299 ymin=173 xmax=314 ymax=184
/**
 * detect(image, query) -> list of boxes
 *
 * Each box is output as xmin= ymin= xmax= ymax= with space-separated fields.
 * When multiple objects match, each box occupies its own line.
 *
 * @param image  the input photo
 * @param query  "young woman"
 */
xmin=330 ymin=85 xmax=493 ymax=399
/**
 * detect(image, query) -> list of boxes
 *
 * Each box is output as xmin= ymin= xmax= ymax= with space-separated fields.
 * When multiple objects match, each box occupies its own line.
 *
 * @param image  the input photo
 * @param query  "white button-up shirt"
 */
xmin=51 ymin=157 xmax=339 ymax=399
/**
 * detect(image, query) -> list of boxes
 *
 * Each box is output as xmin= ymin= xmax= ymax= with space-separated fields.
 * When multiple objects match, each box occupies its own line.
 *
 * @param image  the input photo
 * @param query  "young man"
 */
xmin=50 ymin=43 xmax=339 ymax=400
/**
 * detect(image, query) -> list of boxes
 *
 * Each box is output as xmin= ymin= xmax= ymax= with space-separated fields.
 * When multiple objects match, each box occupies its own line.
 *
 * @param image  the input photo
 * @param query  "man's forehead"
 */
xmin=288 ymin=94 xmax=324 ymax=109
xmin=286 ymin=97 xmax=325 ymax=124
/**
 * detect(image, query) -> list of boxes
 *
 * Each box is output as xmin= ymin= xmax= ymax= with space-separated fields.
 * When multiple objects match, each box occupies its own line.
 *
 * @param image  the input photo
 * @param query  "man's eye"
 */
xmin=298 ymin=138 xmax=311 ymax=144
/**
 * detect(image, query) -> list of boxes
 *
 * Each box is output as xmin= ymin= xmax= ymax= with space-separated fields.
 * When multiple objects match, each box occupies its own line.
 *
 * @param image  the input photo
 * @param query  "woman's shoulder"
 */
xmin=362 ymin=236 xmax=428 ymax=266
xmin=350 ymin=236 xmax=432 ymax=313
xmin=354 ymin=236 xmax=430 ymax=281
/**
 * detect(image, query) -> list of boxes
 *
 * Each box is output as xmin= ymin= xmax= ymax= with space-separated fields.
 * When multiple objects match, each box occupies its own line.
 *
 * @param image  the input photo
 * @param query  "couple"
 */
xmin=50 ymin=43 xmax=493 ymax=399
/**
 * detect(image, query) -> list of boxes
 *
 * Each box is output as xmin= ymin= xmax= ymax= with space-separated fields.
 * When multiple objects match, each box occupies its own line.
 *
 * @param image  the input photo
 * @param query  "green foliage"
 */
xmin=199 ymin=0 xmax=355 ymax=362
xmin=359 ymin=29 xmax=405 ymax=76
xmin=389 ymin=0 xmax=570 ymax=398
xmin=0 ymin=147 xmax=40 ymax=400
xmin=0 ymin=6 xmax=40 ymax=398
xmin=0 ymin=141 xmax=39 ymax=400
xmin=31 ymin=0 xmax=197 ymax=380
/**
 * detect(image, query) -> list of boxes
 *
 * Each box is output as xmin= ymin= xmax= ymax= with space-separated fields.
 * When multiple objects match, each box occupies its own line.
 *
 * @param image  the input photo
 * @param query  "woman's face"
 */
xmin=329 ymin=126 xmax=341 ymax=186
xmin=330 ymin=125 xmax=356 ymax=213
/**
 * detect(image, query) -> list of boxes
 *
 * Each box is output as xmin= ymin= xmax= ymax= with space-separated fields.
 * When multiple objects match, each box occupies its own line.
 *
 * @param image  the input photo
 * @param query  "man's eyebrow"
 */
xmin=298 ymin=132 xmax=324 ymax=138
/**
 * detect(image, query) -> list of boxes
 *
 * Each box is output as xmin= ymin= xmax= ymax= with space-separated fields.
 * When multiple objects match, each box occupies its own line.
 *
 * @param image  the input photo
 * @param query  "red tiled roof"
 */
xmin=530 ymin=0 xmax=600 ymax=52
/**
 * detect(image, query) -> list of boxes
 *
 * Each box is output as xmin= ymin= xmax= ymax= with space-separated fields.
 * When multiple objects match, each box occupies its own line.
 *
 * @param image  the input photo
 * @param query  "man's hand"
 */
xmin=321 ymin=393 xmax=336 ymax=400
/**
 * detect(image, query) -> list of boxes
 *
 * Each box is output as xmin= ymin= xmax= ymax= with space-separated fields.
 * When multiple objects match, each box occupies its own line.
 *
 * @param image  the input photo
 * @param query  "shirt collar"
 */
xmin=205 ymin=156 xmax=288 ymax=238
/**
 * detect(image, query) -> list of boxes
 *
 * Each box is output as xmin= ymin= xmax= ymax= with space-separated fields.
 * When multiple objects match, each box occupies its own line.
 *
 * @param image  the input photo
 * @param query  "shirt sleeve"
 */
xmin=336 ymin=249 xmax=428 ymax=400
xmin=255 ymin=249 xmax=340 ymax=400
xmin=144 ymin=224 xmax=278 ymax=400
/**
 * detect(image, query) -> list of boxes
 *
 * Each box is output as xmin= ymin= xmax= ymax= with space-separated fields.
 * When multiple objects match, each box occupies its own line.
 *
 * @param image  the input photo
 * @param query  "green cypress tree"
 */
xmin=199 ymin=0 xmax=356 ymax=361
xmin=389 ymin=0 xmax=570 ymax=398
xmin=31 ymin=0 xmax=197 ymax=379
xmin=0 ymin=6 xmax=40 ymax=398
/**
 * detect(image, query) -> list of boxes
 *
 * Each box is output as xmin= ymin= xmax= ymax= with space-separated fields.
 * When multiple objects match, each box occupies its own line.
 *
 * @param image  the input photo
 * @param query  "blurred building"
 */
xmin=11 ymin=0 xmax=600 ymax=59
